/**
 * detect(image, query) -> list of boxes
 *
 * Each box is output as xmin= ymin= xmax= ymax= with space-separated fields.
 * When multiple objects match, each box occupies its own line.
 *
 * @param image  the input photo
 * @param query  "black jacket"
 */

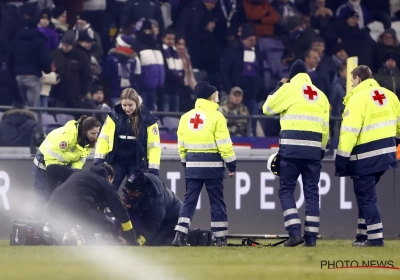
xmin=106 ymin=104 xmax=158 ymax=170
xmin=125 ymin=173 xmax=183 ymax=243
xmin=7 ymin=27 xmax=51 ymax=77
xmin=46 ymin=165 xmax=130 ymax=225
xmin=0 ymin=109 xmax=37 ymax=146
xmin=220 ymin=44 xmax=264 ymax=100
xmin=120 ymin=0 xmax=164 ymax=31
xmin=50 ymin=47 xmax=92 ymax=100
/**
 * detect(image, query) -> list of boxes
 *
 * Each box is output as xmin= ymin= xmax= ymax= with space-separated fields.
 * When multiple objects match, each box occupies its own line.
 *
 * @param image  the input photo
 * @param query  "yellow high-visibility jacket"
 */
xmin=335 ymin=78 xmax=400 ymax=177
xmin=178 ymin=98 xmax=236 ymax=179
xmin=94 ymin=105 xmax=161 ymax=175
xmin=35 ymin=120 xmax=92 ymax=170
xmin=263 ymin=73 xmax=330 ymax=160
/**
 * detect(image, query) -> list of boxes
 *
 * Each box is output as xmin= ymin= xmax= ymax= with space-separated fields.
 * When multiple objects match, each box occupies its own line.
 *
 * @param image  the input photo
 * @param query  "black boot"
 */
xmin=353 ymin=240 xmax=384 ymax=247
xmin=215 ymin=237 xmax=227 ymax=247
xmin=284 ymin=236 xmax=304 ymax=247
xmin=172 ymin=231 xmax=190 ymax=247
xmin=303 ymin=241 xmax=316 ymax=247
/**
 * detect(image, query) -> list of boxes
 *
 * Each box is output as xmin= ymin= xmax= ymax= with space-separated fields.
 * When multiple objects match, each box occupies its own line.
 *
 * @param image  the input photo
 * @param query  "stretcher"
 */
xmin=225 ymin=234 xmax=324 ymax=247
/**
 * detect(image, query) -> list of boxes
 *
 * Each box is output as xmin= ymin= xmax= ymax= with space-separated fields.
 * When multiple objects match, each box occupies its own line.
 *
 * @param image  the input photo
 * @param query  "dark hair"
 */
xmin=162 ymin=28 xmax=175 ymax=38
xmin=304 ymin=48 xmax=317 ymax=59
xmin=101 ymin=163 xmax=115 ymax=178
xmin=175 ymin=34 xmax=185 ymax=44
xmin=77 ymin=115 xmax=101 ymax=148
xmin=351 ymin=65 xmax=373 ymax=82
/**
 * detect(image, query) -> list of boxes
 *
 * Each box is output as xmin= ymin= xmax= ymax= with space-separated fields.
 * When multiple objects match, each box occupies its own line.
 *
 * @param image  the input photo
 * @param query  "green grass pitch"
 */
xmin=1 ymin=240 xmax=400 ymax=280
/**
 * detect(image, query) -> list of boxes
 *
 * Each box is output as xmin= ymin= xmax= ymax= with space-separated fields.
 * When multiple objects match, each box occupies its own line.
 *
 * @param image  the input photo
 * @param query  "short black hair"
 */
xmin=101 ymin=163 xmax=115 ymax=178
xmin=304 ymin=48 xmax=317 ymax=59
xmin=351 ymin=65 xmax=373 ymax=81
xmin=162 ymin=28 xmax=175 ymax=38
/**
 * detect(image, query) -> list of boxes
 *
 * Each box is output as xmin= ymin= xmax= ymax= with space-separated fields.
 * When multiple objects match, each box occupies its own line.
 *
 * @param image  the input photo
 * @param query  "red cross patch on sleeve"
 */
xmin=152 ymin=126 xmax=158 ymax=135
xmin=59 ymin=141 xmax=68 ymax=150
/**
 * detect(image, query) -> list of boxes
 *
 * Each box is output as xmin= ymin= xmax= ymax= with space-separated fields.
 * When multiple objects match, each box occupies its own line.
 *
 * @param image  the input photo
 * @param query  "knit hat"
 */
xmin=383 ymin=28 xmax=396 ymax=38
xmin=61 ymin=30 xmax=76 ymax=45
xmin=333 ymin=43 xmax=346 ymax=55
xmin=91 ymin=85 xmax=103 ymax=95
xmin=77 ymin=11 xmax=91 ymax=23
xmin=125 ymin=169 xmax=148 ymax=192
xmin=116 ymin=34 xmax=134 ymax=47
xmin=39 ymin=9 xmax=51 ymax=20
xmin=240 ymin=23 xmax=256 ymax=39
xmin=194 ymin=81 xmax=217 ymax=99
xmin=385 ymin=52 xmax=397 ymax=62
xmin=141 ymin=19 xmax=153 ymax=31
xmin=78 ymin=31 xmax=95 ymax=42
xmin=52 ymin=7 xmax=66 ymax=19
xmin=289 ymin=59 xmax=307 ymax=80
xmin=344 ymin=10 xmax=358 ymax=20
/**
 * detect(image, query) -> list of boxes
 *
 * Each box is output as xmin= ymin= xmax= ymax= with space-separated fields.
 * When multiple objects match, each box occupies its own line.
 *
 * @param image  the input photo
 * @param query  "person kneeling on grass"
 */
xmin=117 ymin=168 xmax=183 ymax=246
xmin=43 ymin=163 xmax=140 ymax=246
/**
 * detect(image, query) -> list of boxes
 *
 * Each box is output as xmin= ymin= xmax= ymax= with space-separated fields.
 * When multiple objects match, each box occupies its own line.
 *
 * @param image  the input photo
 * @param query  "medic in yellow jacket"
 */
xmin=94 ymin=89 xmax=161 ymax=190
xmin=335 ymin=67 xmax=400 ymax=177
xmin=262 ymin=72 xmax=330 ymax=161
xmin=31 ymin=116 xmax=101 ymax=218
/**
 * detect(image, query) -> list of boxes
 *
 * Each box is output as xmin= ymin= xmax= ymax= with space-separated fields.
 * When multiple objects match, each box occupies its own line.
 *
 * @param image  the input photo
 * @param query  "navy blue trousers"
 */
xmin=353 ymin=171 xmax=384 ymax=245
xmin=111 ymin=162 xmax=137 ymax=191
xmin=32 ymin=164 xmax=51 ymax=220
xmin=279 ymin=158 xmax=321 ymax=242
xmin=175 ymin=179 xmax=228 ymax=237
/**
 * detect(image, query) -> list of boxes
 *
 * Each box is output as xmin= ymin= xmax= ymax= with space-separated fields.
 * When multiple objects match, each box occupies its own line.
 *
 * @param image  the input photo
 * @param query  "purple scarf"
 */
xmin=242 ymin=44 xmax=258 ymax=78
xmin=162 ymin=44 xmax=184 ymax=78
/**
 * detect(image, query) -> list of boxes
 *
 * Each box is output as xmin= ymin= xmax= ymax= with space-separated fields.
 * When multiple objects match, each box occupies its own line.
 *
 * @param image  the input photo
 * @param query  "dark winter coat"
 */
xmin=124 ymin=173 xmax=183 ymax=243
xmin=103 ymin=48 xmax=140 ymax=99
xmin=198 ymin=29 xmax=222 ymax=73
xmin=220 ymin=44 xmax=264 ymax=101
xmin=0 ymin=109 xmax=37 ymax=147
xmin=373 ymin=43 xmax=400 ymax=73
xmin=374 ymin=67 xmax=400 ymax=99
xmin=7 ymin=27 xmax=52 ymax=77
xmin=120 ymin=0 xmax=164 ymax=31
xmin=105 ymin=104 xmax=158 ymax=168
xmin=321 ymin=20 xmax=374 ymax=68
xmin=175 ymin=0 xmax=212 ymax=69
xmin=45 ymin=165 xmax=131 ymax=225
xmin=50 ymin=47 xmax=92 ymax=100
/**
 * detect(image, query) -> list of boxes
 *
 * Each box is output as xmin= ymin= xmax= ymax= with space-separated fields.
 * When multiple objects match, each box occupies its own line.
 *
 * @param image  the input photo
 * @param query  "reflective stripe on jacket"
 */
xmin=335 ymin=78 xmax=400 ymax=177
xmin=178 ymin=98 xmax=236 ymax=179
xmin=263 ymin=73 xmax=330 ymax=160
xmin=37 ymin=120 xmax=91 ymax=169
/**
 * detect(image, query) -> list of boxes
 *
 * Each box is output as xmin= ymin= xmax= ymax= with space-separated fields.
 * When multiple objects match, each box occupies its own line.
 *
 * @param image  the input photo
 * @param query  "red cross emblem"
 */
xmin=189 ymin=113 xmax=205 ymax=130
xmin=59 ymin=141 xmax=68 ymax=150
xmin=371 ymin=89 xmax=387 ymax=106
xmin=302 ymin=85 xmax=318 ymax=102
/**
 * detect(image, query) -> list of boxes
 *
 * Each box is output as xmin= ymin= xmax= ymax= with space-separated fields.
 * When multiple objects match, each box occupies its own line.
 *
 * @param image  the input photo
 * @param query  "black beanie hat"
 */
xmin=52 ymin=7 xmax=66 ymax=19
xmin=78 ymin=11 xmax=91 ymax=23
xmin=240 ymin=23 xmax=255 ymax=40
xmin=125 ymin=169 xmax=148 ymax=192
xmin=141 ymin=19 xmax=153 ymax=31
xmin=194 ymin=81 xmax=217 ymax=100
xmin=289 ymin=59 xmax=307 ymax=80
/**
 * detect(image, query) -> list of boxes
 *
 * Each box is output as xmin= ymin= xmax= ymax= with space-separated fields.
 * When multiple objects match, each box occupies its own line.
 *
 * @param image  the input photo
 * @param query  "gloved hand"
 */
xmin=93 ymin=158 xmax=105 ymax=166
xmin=122 ymin=228 xmax=139 ymax=246
xmin=147 ymin=168 xmax=159 ymax=176
xmin=182 ymin=162 xmax=186 ymax=168
xmin=321 ymin=150 xmax=325 ymax=160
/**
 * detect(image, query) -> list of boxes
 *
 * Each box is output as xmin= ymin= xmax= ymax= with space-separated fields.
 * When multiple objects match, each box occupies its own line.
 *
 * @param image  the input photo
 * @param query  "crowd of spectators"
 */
xmin=1 ymin=0 xmax=400 ymax=140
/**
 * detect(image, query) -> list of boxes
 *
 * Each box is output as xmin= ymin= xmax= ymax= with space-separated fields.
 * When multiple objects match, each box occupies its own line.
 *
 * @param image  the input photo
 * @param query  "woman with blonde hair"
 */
xmin=94 ymin=88 xmax=161 ymax=190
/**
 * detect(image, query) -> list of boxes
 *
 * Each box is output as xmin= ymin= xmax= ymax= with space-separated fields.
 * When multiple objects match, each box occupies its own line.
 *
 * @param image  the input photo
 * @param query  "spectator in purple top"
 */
xmin=37 ymin=9 xmax=59 ymax=51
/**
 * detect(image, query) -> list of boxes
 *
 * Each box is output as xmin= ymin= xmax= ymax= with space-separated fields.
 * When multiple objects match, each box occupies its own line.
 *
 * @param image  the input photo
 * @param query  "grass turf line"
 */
xmin=1 ymin=240 xmax=400 ymax=280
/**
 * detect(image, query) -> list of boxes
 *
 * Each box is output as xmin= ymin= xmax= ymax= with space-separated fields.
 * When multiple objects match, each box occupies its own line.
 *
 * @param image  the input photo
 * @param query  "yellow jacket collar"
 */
xmin=195 ymin=98 xmax=219 ymax=110
xmin=343 ymin=78 xmax=380 ymax=106
xmin=290 ymin=73 xmax=312 ymax=83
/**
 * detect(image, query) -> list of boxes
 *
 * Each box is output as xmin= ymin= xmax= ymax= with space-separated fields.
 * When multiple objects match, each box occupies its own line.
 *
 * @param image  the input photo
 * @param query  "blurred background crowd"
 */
xmin=1 ymin=0 xmax=400 ymax=143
